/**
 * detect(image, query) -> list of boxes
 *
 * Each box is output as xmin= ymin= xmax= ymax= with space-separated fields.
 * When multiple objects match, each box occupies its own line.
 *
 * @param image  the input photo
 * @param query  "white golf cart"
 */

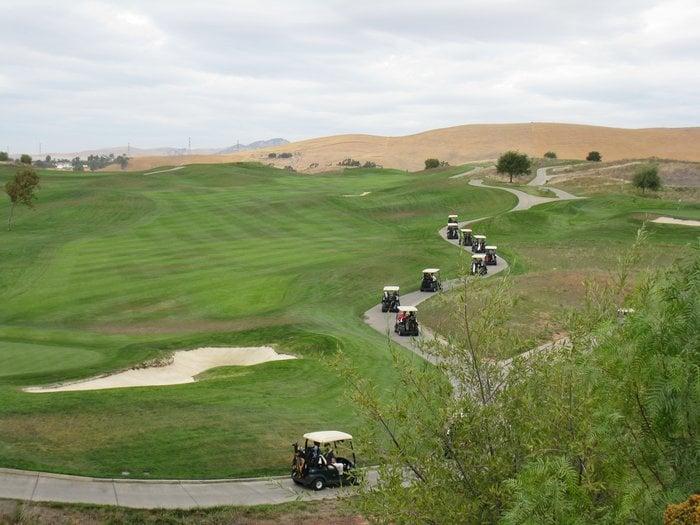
xmin=460 ymin=228 xmax=473 ymax=247
xmin=471 ymin=254 xmax=487 ymax=276
xmin=381 ymin=285 xmax=400 ymax=313
xmin=484 ymin=245 xmax=498 ymax=265
xmin=420 ymin=268 xmax=442 ymax=292
xmin=472 ymin=234 xmax=486 ymax=253
xmin=394 ymin=305 xmax=419 ymax=336
xmin=446 ymin=222 xmax=459 ymax=240
xmin=448 ymin=214 xmax=458 ymax=224
xmin=291 ymin=431 xmax=357 ymax=490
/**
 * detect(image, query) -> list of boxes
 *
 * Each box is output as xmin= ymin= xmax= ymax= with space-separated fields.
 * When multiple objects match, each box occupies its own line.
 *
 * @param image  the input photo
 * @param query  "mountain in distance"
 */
xmin=49 ymin=138 xmax=289 ymax=159
xmin=217 ymin=138 xmax=289 ymax=154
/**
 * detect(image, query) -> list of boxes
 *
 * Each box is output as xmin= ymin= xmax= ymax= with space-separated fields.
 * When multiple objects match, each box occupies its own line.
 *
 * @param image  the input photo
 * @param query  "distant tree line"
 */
xmin=338 ymin=158 xmax=379 ymax=168
xmin=268 ymin=152 xmax=293 ymax=159
xmin=424 ymin=158 xmax=450 ymax=169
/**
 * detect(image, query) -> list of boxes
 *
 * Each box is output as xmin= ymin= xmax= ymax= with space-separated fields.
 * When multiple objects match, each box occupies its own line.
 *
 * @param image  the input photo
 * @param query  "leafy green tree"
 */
xmin=4 ymin=165 xmax=40 ymax=230
xmin=116 ymin=155 xmax=129 ymax=169
xmin=496 ymin=150 xmax=531 ymax=182
xmin=0 ymin=151 xmax=8 ymax=161
xmin=71 ymin=157 xmax=84 ymax=172
xmin=424 ymin=158 xmax=440 ymax=169
xmin=20 ymin=154 xmax=32 ymax=164
xmin=632 ymin=165 xmax=661 ymax=193
xmin=586 ymin=151 xmax=602 ymax=162
xmin=544 ymin=151 xmax=557 ymax=159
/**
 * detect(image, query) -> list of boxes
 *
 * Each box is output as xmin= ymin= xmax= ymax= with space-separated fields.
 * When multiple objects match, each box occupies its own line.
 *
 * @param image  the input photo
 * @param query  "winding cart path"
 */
xmin=0 ymin=168 xmax=578 ymax=509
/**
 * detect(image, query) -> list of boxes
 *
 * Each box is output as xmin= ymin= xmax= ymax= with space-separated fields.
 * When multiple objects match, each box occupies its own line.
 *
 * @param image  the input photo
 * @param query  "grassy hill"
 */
xmin=0 ymin=161 xmax=697 ymax=479
xmin=126 ymin=123 xmax=700 ymax=172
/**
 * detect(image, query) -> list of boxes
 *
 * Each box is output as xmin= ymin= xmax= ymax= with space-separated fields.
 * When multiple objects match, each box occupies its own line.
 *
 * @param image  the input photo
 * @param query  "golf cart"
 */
xmin=484 ymin=245 xmax=498 ymax=265
xmin=420 ymin=268 xmax=442 ymax=292
xmin=446 ymin=223 xmax=459 ymax=240
xmin=471 ymin=254 xmax=488 ymax=276
xmin=394 ymin=305 xmax=419 ymax=336
xmin=472 ymin=234 xmax=486 ymax=253
xmin=460 ymin=228 xmax=473 ymax=247
xmin=291 ymin=431 xmax=357 ymax=491
xmin=448 ymin=214 xmax=458 ymax=224
xmin=381 ymin=285 xmax=401 ymax=313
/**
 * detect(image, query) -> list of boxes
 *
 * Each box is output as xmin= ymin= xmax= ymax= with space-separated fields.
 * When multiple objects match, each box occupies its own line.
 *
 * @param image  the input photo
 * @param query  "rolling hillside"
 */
xmin=125 ymin=122 xmax=700 ymax=172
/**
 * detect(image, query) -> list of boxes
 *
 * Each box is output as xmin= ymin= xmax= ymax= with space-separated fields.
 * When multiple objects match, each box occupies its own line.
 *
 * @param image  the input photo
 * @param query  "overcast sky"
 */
xmin=2 ymin=0 xmax=699 ymax=153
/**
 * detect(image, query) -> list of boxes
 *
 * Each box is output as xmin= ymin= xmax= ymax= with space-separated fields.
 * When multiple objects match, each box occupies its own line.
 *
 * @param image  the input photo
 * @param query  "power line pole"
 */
xmin=188 ymin=136 xmax=191 ymax=154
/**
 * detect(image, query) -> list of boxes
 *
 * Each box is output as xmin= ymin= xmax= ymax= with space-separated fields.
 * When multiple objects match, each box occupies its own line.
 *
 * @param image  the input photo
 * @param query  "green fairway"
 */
xmin=0 ymin=162 xmax=516 ymax=478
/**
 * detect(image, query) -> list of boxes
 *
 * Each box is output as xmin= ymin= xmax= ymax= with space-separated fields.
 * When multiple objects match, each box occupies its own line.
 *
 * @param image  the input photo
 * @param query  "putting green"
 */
xmin=0 ymin=341 xmax=103 ymax=378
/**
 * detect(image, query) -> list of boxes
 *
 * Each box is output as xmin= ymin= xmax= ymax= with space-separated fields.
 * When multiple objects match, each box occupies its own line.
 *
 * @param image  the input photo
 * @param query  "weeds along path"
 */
xmin=363 ymin=169 xmax=581 ymax=362
xmin=0 ymin=169 xmax=580 ymax=509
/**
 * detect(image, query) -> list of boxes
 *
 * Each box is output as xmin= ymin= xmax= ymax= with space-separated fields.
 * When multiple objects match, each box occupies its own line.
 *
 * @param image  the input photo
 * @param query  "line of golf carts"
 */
xmin=383 ymin=213 xmax=501 ymax=338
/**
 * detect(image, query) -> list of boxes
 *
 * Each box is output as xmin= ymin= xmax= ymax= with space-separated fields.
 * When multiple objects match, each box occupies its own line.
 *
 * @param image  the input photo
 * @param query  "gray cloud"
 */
xmin=1 ymin=0 xmax=698 ymax=153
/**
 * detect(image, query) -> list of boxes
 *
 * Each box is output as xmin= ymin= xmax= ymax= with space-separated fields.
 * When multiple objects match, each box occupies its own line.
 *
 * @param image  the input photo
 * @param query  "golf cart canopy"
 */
xmin=422 ymin=268 xmax=440 ymax=274
xmin=398 ymin=305 xmax=418 ymax=313
xmin=303 ymin=431 xmax=353 ymax=444
xmin=460 ymin=228 xmax=472 ymax=233
xmin=474 ymin=235 xmax=486 ymax=239
xmin=447 ymin=223 xmax=459 ymax=228
xmin=383 ymin=285 xmax=400 ymax=292
xmin=448 ymin=214 xmax=458 ymax=219
xmin=472 ymin=254 xmax=485 ymax=259
xmin=485 ymin=245 xmax=497 ymax=250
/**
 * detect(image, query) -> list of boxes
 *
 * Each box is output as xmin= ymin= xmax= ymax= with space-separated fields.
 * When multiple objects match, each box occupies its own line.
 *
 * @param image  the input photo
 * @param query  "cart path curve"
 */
xmin=0 ymin=169 xmax=580 ymax=510
xmin=363 ymin=171 xmax=581 ymax=362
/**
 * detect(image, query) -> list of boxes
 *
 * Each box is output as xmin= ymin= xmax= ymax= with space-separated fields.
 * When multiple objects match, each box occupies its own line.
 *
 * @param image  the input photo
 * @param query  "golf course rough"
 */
xmin=0 ymin=162 xmax=697 ymax=479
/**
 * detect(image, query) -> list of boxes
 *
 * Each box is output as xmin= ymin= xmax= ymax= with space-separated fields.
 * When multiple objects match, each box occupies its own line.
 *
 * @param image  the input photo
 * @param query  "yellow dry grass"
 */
xmin=125 ymin=122 xmax=700 ymax=172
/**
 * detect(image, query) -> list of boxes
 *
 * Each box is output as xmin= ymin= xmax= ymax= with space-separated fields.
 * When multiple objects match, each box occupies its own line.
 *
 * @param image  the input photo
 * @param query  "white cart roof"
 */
xmin=460 ymin=228 xmax=472 ymax=233
xmin=474 ymin=234 xmax=486 ymax=239
xmin=398 ymin=305 xmax=418 ymax=312
xmin=303 ymin=431 xmax=353 ymax=444
xmin=448 ymin=214 xmax=458 ymax=218
xmin=422 ymin=268 xmax=440 ymax=274
xmin=485 ymin=245 xmax=497 ymax=250
xmin=383 ymin=285 xmax=400 ymax=292
xmin=447 ymin=223 xmax=459 ymax=227
xmin=472 ymin=254 xmax=485 ymax=259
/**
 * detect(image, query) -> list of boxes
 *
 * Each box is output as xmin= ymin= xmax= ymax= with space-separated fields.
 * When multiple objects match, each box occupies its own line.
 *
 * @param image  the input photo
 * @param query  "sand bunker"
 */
xmin=652 ymin=216 xmax=700 ymax=227
xmin=342 ymin=191 xmax=371 ymax=197
xmin=24 ymin=346 xmax=296 ymax=393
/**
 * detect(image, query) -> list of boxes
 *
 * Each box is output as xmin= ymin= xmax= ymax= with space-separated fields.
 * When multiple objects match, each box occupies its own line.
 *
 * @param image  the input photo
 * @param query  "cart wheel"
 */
xmin=313 ymin=477 xmax=326 ymax=491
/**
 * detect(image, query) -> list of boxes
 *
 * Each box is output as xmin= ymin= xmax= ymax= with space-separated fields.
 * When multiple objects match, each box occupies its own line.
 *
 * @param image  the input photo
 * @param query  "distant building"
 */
xmin=55 ymin=161 xmax=73 ymax=170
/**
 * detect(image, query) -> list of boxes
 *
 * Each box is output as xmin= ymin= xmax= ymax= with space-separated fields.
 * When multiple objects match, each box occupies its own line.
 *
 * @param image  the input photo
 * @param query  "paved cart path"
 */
xmin=0 ymin=169 xmax=579 ymax=509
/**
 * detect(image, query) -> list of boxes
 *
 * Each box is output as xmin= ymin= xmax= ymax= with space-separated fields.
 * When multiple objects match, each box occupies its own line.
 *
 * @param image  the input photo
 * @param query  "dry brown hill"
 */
xmin=125 ymin=122 xmax=700 ymax=173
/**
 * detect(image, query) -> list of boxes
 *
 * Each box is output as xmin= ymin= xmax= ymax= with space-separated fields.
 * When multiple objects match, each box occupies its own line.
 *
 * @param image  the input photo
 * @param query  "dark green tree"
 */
xmin=586 ymin=151 xmax=602 ymax=162
xmin=544 ymin=151 xmax=557 ymax=159
xmin=424 ymin=158 xmax=440 ymax=169
xmin=496 ymin=150 xmax=531 ymax=183
xmin=4 ymin=165 xmax=40 ymax=230
xmin=20 ymin=154 xmax=32 ymax=164
xmin=632 ymin=165 xmax=662 ymax=193
xmin=0 ymin=151 xmax=9 ymax=161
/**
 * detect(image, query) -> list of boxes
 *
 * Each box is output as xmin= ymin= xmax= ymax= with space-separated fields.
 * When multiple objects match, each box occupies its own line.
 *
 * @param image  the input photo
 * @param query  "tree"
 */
xmin=4 ymin=165 xmax=40 ymax=230
xmin=632 ymin=165 xmax=661 ymax=194
xmin=586 ymin=151 xmax=602 ymax=162
xmin=0 ymin=151 xmax=8 ymax=162
xmin=544 ymin=151 xmax=557 ymax=159
xmin=496 ymin=150 xmax=531 ymax=183
xmin=116 ymin=155 xmax=129 ymax=170
xmin=71 ymin=157 xmax=84 ymax=172
xmin=424 ymin=158 xmax=440 ymax=169
xmin=20 ymin=154 xmax=32 ymax=165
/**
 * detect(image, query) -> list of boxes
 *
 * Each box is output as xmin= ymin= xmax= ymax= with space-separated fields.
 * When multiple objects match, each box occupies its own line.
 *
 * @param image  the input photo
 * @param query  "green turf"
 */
xmin=0 ymin=162 xmax=516 ymax=478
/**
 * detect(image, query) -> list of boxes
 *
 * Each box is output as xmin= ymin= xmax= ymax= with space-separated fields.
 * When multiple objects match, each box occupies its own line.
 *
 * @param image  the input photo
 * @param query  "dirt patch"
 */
xmin=24 ymin=347 xmax=297 ymax=393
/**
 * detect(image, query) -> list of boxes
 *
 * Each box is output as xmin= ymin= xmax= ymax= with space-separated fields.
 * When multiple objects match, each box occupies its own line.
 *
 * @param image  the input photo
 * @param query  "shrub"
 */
xmin=0 ymin=151 xmax=8 ymax=161
xmin=424 ymin=158 xmax=440 ymax=169
xmin=362 ymin=161 xmax=377 ymax=168
xmin=586 ymin=151 xmax=602 ymax=162
xmin=20 ymin=154 xmax=32 ymax=164
xmin=278 ymin=152 xmax=292 ymax=159
xmin=267 ymin=152 xmax=277 ymax=159
xmin=632 ymin=165 xmax=661 ymax=193
xmin=544 ymin=151 xmax=557 ymax=159
xmin=338 ymin=158 xmax=361 ymax=167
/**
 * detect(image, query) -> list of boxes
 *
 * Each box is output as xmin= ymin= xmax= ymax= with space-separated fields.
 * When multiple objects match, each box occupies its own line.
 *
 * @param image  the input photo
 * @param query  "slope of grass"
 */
xmin=0 ymin=162 xmax=515 ymax=478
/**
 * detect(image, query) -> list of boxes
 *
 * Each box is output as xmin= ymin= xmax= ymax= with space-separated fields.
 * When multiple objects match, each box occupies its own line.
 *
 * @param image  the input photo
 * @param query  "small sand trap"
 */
xmin=342 ymin=191 xmax=371 ymax=197
xmin=652 ymin=216 xmax=700 ymax=227
xmin=24 ymin=346 xmax=296 ymax=393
